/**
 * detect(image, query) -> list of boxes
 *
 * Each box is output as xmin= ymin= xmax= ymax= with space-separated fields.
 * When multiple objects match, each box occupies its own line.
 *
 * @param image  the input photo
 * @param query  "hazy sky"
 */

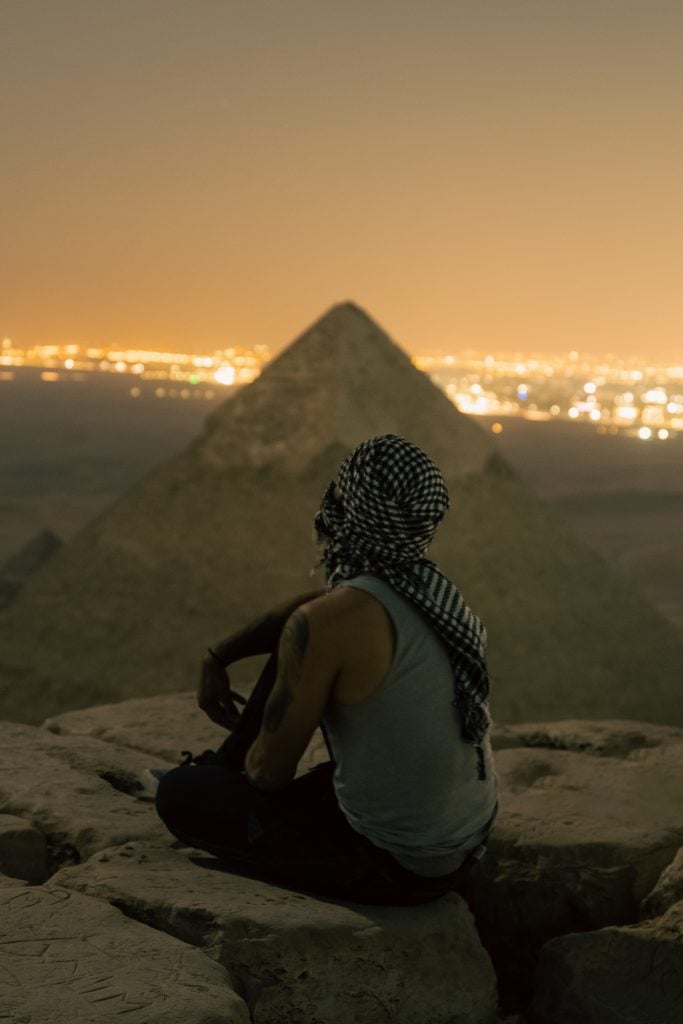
xmin=2 ymin=0 xmax=682 ymax=359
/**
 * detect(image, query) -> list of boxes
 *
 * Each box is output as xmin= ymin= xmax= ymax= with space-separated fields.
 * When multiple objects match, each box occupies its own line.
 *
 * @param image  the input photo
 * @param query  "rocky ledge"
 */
xmin=1 ymin=696 xmax=682 ymax=1023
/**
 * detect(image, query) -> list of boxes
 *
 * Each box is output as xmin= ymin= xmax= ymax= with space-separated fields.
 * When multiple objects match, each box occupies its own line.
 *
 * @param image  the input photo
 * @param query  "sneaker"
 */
xmin=179 ymin=748 xmax=218 ymax=766
xmin=137 ymin=766 xmax=171 ymax=801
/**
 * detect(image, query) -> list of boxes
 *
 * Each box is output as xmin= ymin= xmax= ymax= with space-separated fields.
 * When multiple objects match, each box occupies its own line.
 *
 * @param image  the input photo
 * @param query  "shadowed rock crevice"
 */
xmin=529 ymin=901 xmax=683 ymax=1024
xmin=459 ymin=725 xmax=683 ymax=1012
xmin=108 ymin=888 xmax=223 ymax=963
xmin=491 ymin=720 xmax=678 ymax=759
xmin=45 ymin=836 xmax=82 ymax=877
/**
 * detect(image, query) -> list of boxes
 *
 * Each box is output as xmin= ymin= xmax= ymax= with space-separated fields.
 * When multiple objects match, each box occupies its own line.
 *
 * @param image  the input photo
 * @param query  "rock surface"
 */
xmin=0 ymin=721 xmax=170 ymax=872
xmin=3 ymin=707 xmax=683 ymax=1020
xmin=52 ymin=841 xmax=499 ymax=1024
xmin=490 ymin=718 xmax=683 ymax=758
xmin=44 ymin=690 xmax=232 ymax=763
xmin=36 ymin=701 xmax=683 ymax=1014
xmin=44 ymin=690 xmax=328 ymax=775
xmin=0 ymin=875 xmax=249 ymax=1023
xmin=530 ymin=899 xmax=683 ymax=1024
xmin=1 ymin=712 xmax=498 ymax=1022
xmin=459 ymin=720 xmax=683 ymax=1008
xmin=641 ymin=847 xmax=683 ymax=920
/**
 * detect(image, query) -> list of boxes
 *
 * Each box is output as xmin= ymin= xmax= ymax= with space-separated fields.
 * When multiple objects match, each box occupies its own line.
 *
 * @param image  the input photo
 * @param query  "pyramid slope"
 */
xmin=0 ymin=302 xmax=682 ymax=726
xmin=198 ymin=301 xmax=493 ymax=479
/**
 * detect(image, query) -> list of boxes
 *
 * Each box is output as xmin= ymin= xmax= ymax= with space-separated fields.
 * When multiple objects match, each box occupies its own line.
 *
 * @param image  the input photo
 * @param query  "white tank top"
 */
xmin=322 ymin=575 xmax=498 ymax=875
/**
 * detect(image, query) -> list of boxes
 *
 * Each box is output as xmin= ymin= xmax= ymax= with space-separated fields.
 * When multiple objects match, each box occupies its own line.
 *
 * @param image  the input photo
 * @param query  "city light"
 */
xmin=424 ymin=349 xmax=680 ymax=439
xmin=615 ymin=405 xmax=638 ymax=422
xmin=642 ymin=387 xmax=667 ymax=404
xmin=0 ymin=337 xmax=680 ymax=440
xmin=214 ymin=366 xmax=236 ymax=386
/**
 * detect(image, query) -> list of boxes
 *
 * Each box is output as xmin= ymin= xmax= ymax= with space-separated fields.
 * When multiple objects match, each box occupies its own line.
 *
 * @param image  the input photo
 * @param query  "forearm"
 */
xmin=209 ymin=590 xmax=324 ymax=666
xmin=244 ymin=739 xmax=293 ymax=791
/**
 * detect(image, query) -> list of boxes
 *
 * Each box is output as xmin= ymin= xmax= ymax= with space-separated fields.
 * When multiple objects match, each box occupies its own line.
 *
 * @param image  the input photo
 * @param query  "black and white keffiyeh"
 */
xmin=314 ymin=434 xmax=491 ymax=776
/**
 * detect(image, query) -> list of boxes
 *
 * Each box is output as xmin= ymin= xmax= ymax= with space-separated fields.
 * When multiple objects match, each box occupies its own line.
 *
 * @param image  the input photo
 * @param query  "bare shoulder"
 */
xmin=303 ymin=585 xmax=385 ymax=625
xmin=300 ymin=584 xmax=393 ymax=656
xmin=301 ymin=585 xmax=394 ymax=703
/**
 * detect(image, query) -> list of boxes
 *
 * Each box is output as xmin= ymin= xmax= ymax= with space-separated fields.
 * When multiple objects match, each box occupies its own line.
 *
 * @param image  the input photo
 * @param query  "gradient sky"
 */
xmin=2 ymin=0 xmax=682 ymax=359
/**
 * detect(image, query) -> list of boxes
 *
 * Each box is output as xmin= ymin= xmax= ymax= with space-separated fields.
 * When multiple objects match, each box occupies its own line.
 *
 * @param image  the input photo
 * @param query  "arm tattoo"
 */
xmin=263 ymin=610 xmax=310 ymax=733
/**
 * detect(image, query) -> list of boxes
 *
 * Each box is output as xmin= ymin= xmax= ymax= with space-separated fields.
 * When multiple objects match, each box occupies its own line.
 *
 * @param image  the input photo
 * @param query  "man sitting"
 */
xmin=156 ymin=434 xmax=497 ymax=904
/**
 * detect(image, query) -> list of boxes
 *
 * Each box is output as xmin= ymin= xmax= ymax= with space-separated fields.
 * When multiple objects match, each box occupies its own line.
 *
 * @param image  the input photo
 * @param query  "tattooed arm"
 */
xmin=197 ymin=589 xmax=324 ymax=729
xmin=245 ymin=600 xmax=338 ymax=791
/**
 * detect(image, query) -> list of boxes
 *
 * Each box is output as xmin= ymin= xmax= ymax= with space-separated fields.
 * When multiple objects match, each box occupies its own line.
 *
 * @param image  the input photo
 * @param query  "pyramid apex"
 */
xmin=274 ymin=301 xmax=401 ymax=365
xmin=307 ymin=300 xmax=383 ymax=333
xmin=200 ymin=300 xmax=494 ymax=479
xmin=330 ymin=300 xmax=372 ymax=317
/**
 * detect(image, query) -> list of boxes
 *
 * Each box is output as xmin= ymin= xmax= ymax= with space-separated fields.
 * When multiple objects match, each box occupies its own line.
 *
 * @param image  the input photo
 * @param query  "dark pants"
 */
xmin=155 ymin=657 xmax=473 ymax=905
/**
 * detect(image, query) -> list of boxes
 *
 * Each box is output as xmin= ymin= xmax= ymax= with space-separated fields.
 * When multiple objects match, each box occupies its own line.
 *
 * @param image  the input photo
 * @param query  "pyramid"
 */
xmin=1 ymin=301 xmax=682 ymax=726
xmin=0 ymin=528 xmax=62 ymax=609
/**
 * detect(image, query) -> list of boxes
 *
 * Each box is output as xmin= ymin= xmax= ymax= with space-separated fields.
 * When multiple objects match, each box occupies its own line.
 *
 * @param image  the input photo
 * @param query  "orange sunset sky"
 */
xmin=1 ymin=1 xmax=682 ymax=360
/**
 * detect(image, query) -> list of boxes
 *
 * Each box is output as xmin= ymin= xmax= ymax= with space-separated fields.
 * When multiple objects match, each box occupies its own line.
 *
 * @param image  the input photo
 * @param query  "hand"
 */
xmin=197 ymin=655 xmax=247 ymax=730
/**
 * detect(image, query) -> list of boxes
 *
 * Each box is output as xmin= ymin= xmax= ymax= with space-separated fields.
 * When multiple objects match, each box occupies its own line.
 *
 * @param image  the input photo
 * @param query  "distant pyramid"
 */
xmin=0 ymin=528 xmax=62 ymax=610
xmin=1 ymin=302 xmax=682 ymax=725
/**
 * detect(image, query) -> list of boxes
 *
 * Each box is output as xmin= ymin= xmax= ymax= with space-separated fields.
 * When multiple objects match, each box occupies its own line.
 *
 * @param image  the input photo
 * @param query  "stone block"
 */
xmin=460 ymin=721 xmax=683 ymax=1009
xmin=44 ymin=691 xmax=227 ymax=763
xmin=0 ymin=721 xmax=170 ymax=873
xmin=0 ymin=875 xmax=249 ymax=1023
xmin=530 ymin=899 xmax=683 ymax=1024
xmin=641 ymin=847 xmax=683 ymax=920
xmin=44 ymin=690 xmax=328 ymax=775
xmin=53 ymin=841 xmax=499 ymax=1024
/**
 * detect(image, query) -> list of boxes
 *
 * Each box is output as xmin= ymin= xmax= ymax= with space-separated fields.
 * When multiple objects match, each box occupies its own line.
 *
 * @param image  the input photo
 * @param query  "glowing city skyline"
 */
xmin=3 ymin=337 xmax=681 ymax=440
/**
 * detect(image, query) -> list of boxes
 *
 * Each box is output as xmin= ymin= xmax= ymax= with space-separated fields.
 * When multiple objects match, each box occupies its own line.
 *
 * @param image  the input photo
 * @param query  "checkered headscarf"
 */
xmin=314 ymin=435 xmax=490 ymax=774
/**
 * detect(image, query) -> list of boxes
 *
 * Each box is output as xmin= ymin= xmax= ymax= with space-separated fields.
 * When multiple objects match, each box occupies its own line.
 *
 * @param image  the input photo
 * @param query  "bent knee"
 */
xmin=155 ymin=766 xmax=195 ymax=829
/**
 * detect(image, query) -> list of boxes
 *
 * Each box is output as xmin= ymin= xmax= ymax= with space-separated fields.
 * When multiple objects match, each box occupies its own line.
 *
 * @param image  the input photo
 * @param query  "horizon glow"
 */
xmin=2 ymin=1 xmax=682 ymax=361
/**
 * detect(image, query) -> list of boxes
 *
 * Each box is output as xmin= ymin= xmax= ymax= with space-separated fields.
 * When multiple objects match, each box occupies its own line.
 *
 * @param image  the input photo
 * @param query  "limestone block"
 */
xmin=460 ymin=721 xmax=683 ymax=1009
xmin=0 ymin=721 xmax=170 ymax=872
xmin=44 ymin=691 xmax=227 ymax=763
xmin=53 ymin=841 xmax=499 ymax=1024
xmin=44 ymin=690 xmax=328 ymax=774
xmin=0 ymin=813 xmax=47 ymax=883
xmin=529 ymin=899 xmax=683 ymax=1024
xmin=0 ymin=875 xmax=248 ymax=1023
xmin=641 ymin=848 xmax=683 ymax=919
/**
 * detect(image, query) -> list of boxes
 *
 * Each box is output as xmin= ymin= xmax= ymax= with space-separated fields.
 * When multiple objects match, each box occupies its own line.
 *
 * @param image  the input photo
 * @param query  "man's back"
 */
xmin=320 ymin=575 xmax=498 ymax=874
xmin=314 ymin=582 xmax=395 ymax=706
